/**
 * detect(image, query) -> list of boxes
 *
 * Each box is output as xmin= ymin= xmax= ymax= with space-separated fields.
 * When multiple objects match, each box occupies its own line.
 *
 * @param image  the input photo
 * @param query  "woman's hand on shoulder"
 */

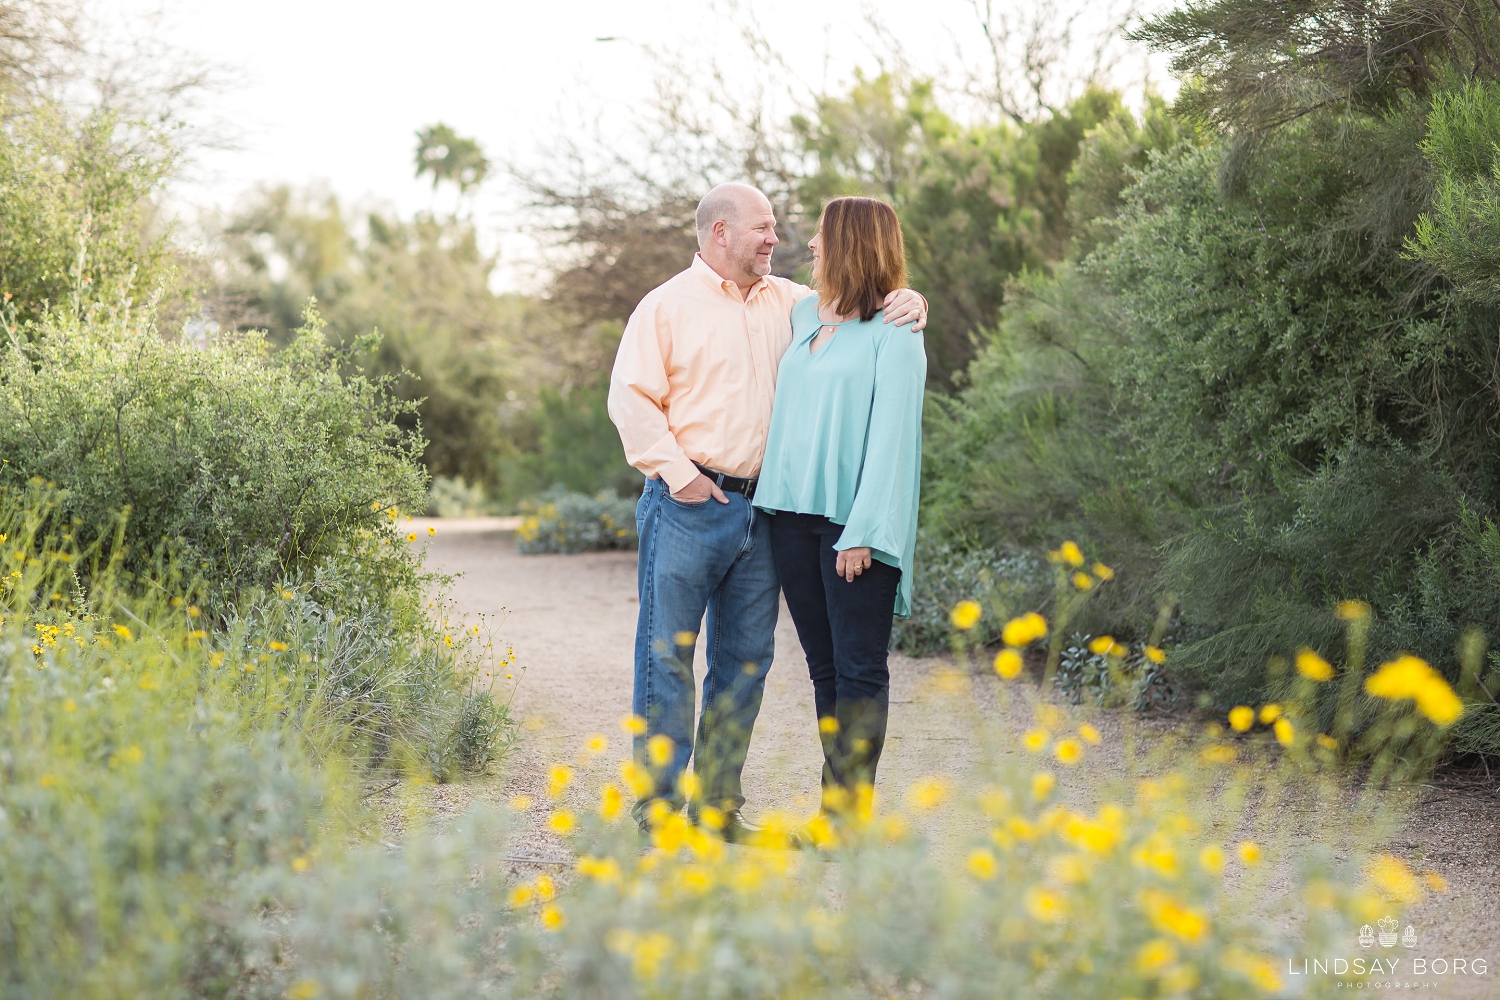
xmin=881 ymin=289 xmax=927 ymax=331
xmin=835 ymin=546 xmax=873 ymax=582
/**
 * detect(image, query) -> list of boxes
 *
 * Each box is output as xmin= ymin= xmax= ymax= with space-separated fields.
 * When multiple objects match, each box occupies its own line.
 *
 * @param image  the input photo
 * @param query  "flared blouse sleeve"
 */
xmin=833 ymin=322 xmax=927 ymax=616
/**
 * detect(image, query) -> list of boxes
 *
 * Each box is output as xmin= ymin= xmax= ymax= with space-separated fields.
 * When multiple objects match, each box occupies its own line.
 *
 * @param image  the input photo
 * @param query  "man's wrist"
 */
xmin=660 ymin=458 xmax=700 ymax=494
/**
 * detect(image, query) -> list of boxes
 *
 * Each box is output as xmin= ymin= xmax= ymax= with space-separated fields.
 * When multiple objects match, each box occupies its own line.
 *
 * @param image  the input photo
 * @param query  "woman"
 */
xmin=754 ymin=196 xmax=926 ymax=814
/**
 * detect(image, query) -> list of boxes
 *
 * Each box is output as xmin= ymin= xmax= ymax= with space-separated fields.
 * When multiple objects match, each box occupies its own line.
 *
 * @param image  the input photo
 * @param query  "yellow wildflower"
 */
xmin=647 ymin=734 xmax=674 ymax=767
xmin=818 ymin=715 xmax=839 ymax=734
xmin=1137 ymin=938 xmax=1178 ymax=974
xmin=291 ymin=856 xmax=311 ymax=873
xmin=583 ymin=732 xmax=609 ymax=755
xmin=1200 ymin=743 xmax=1237 ymax=764
xmin=993 ymin=648 xmax=1023 ymax=679
xmin=966 ymin=848 xmax=998 ymax=880
xmin=287 ymin=980 xmax=323 ymax=1000
xmin=1001 ymin=611 xmax=1048 ymax=646
xmin=1143 ymin=644 xmax=1166 ymax=664
xmin=548 ymin=810 xmax=576 ymax=835
xmin=112 ymin=624 xmax=132 ymax=641
xmin=1072 ymin=572 xmax=1094 ymax=591
xmin=1316 ymin=733 xmax=1339 ymax=751
xmin=1423 ymin=871 xmax=1448 ymax=893
xmin=598 ymin=783 xmax=623 ymax=821
xmin=509 ymin=795 xmax=533 ymax=811
xmin=1024 ymin=886 xmax=1068 ymax=923
xmin=507 ymin=884 xmax=534 ymax=908
xmin=540 ymin=903 xmax=566 ymax=930
xmin=1295 ymin=647 xmax=1334 ymax=682
xmin=949 ymin=600 xmax=982 ymax=630
xmin=269 ymin=641 xmax=288 ymax=652
xmin=1092 ymin=561 xmax=1114 ymax=581
xmin=1335 ymin=599 xmax=1370 ymax=620
xmin=280 ymin=589 xmax=295 ymax=600
xmin=620 ymin=759 xmax=654 ymax=797
xmin=1087 ymin=635 xmax=1115 ymax=655
xmin=1199 ymin=845 xmax=1225 ymax=873
xmin=1367 ymin=853 xmax=1423 ymax=903
xmin=621 ymin=713 xmax=647 ymax=736
xmin=427 ymin=526 xmax=436 ymax=536
xmin=577 ymin=855 xmax=622 ymax=883
xmin=1237 ymin=841 xmax=1262 ymax=866
xmin=405 ymin=533 xmax=417 ymax=543
xmin=547 ymin=764 xmax=573 ymax=798
xmin=1077 ymin=722 xmax=1101 ymax=745
xmin=1273 ymin=717 xmax=1295 ymax=746
xmin=1034 ymin=703 xmax=1064 ymax=729
xmin=1022 ymin=728 xmax=1049 ymax=753
xmin=1059 ymin=540 xmax=1085 ymax=567
xmin=672 ymin=630 xmax=697 ymax=647
xmin=1258 ymin=703 xmax=1282 ymax=724
xmin=1228 ymin=705 xmax=1254 ymax=731
xmin=1364 ymin=654 xmax=1464 ymax=726
xmin=1054 ymin=738 xmax=1083 ymax=765
xmin=1031 ymin=771 xmax=1056 ymax=801
xmin=534 ymin=874 xmax=556 ymax=901
xmin=906 ymin=775 xmax=950 ymax=812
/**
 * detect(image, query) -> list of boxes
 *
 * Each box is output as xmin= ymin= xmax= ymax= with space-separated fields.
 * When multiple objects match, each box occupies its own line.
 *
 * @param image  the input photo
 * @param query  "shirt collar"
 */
xmin=691 ymin=253 xmax=768 ymax=302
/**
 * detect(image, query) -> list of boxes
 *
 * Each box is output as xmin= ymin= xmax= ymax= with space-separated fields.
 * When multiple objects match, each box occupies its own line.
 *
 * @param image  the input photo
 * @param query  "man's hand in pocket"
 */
xmin=672 ymin=473 xmax=729 ymax=504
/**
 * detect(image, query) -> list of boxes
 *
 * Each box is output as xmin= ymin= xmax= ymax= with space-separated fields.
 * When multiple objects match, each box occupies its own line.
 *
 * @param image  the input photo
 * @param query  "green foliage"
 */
xmin=516 ymin=488 xmax=638 ymax=555
xmin=794 ymin=77 xmax=1122 ymax=381
xmin=1409 ymin=78 xmax=1500 ymax=302
xmin=890 ymin=533 xmax=1045 ymax=654
xmin=0 ymin=300 xmax=427 ymax=607
xmin=0 ymin=103 xmax=180 ymax=331
xmin=414 ymin=122 xmax=490 ymax=193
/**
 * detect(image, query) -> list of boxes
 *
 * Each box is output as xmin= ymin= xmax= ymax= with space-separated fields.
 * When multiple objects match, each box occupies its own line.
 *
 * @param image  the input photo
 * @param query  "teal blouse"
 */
xmin=756 ymin=294 xmax=927 ymax=617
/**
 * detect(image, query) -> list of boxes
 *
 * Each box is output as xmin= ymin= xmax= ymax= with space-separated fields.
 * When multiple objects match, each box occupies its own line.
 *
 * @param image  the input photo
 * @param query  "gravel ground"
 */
xmin=388 ymin=521 xmax=1500 ymax=998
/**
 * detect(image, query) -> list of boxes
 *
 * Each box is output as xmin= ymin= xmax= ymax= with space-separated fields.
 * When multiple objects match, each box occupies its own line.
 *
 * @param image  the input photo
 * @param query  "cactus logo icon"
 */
xmin=1378 ymin=915 xmax=1399 ymax=948
xmin=1402 ymin=923 xmax=1417 ymax=947
xmin=1359 ymin=925 xmax=1375 ymax=949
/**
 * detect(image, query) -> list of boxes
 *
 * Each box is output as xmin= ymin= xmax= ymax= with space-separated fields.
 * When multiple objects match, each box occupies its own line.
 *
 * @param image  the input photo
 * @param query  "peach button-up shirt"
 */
xmin=608 ymin=254 xmax=812 ymax=492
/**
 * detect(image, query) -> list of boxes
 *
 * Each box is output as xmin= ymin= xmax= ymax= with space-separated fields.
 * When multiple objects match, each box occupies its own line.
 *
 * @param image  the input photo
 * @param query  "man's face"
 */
xmin=721 ymin=202 xmax=779 ymax=282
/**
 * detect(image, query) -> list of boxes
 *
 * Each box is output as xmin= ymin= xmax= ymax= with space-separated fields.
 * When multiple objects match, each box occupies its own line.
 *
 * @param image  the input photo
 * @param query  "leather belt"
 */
xmin=692 ymin=461 xmax=757 ymax=500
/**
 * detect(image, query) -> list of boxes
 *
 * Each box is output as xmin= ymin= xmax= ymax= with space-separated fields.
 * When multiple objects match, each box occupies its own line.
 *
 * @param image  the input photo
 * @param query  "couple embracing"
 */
xmin=608 ymin=182 xmax=927 ymax=844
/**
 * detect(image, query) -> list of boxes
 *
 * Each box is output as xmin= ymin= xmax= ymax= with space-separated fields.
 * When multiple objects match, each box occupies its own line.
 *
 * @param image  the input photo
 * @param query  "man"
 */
xmin=608 ymin=182 xmax=927 ymax=840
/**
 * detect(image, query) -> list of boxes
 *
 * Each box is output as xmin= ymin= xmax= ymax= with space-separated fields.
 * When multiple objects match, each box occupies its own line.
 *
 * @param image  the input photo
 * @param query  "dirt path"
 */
xmin=412 ymin=521 xmax=1500 ymax=997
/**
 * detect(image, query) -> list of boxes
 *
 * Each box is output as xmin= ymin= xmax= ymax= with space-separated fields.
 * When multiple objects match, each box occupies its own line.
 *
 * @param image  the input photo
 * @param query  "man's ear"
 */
xmin=713 ymin=219 xmax=730 ymax=248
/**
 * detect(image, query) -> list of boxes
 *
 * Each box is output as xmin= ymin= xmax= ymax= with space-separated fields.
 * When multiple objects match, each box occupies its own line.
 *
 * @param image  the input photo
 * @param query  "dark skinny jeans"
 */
xmin=769 ymin=511 xmax=900 ymax=806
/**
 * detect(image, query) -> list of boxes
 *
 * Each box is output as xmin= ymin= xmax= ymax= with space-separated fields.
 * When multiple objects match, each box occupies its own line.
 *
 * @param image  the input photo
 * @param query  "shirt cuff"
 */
xmin=659 ymin=456 xmax=700 ymax=494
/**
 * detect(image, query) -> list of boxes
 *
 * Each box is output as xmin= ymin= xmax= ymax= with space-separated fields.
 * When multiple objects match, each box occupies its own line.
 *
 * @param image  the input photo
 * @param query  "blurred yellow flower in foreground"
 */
xmin=1273 ymin=718 xmax=1295 ymax=746
xmin=1237 ymin=841 xmax=1262 ymax=866
xmin=1423 ymin=870 xmax=1448 ymax=893
xmin=583 ymin=733 xmax=609 ymax=755
xmin=950 ymin=600 xmax=982 ymax=631
xmin=1137 ymin=938 xmax=1178 ymax=973
xmin=1092 ymin=561 xmax=1114 ymax=581
xmin=906 ymin=776 xmax=950 ymax=812
xmin=1199 ymin=845 xmax=1226 ymax=873
xmin=509 ymin=795 xmax=533 ymax=811
xmin=1367 ymin=853 xmax=1423 ymax=903
xmin=1022 ymin=729 xmax=1049 ymax=753
xmin=540 ymin=903 xmax=566 ymax=930
xmin=818 ymin=716 xmax=839 ymax=734
xmin=548 ymin=810 xmax=576 ymax=835
xmin=621 ymin=714 xmax=647 ymax=736
xmin=1364 ymin=654 xmax=1464 ymax=726
xmin=1335 ymin=599 xmax=1370 ymax=620
xmin=1025 ymin=886 xmax=1068 ymax=923
xmin=598 ymin=783 xmax=623 ymax=821
xmin=647 ymin=734 xmax=674 ymax=768
xmin=1295 ymin=647 xmax=1334 ymax=682
xmin=672 ymin=630 xmax=696 ymax=647
xmin=1072 ymin=572 xmax=1094 ymax=591
xmin=1001 ymin=612 xmax=1047 ymax=646
xmin=1077 ymin=723 xmax=1101 ymax=745
xmin=1143 ymin=645 xmax=1166 ymax=664
xmin=1054 ymin=738 xmax=1083 ymax=765
xmin=112 ymin=624 xmax=132 ymax=641
xmin=620 ymin=759 xmax=654 ymax=797
xmin=993 ymin=648 xmax=1023 ymax=679
xmin=1315 ymin=733 xmax=1339 ymax=751
xmin=1258 ymin=703 xmax=1282 ymax=724
xmin=287 ymin=980 xmax=322 ymax=1000
xmin=1087 ymin=635 xmax=1115 ymax=655
xmin=1228 ymin=706 xmax=1254 ymax=731
xmin=966 ymin=848 xmax=998 ymax=880
xmin=547 ymin=764 xmax=573 ymax=798
xmin=1141 ymin=887 xmax=1209 ymax=941
xmin=1031 ymin=771 xmax=1056 ymax=801
xmin=1057 ymin=540 xmax=1085 ymax=567
xmin=507 ymin=885 xmax=534 ymax=908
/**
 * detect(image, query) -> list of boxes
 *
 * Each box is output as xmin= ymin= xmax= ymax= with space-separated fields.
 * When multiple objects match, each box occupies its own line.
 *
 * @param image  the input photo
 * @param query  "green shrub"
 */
xmin=891 ymin=533 xmax=1045 ymax=654
xmin=516 ymin=488 xmax=638 ymax=555
xmin=427 ymin=474 xmax=495 ymax=517
xmin=0 ymin=300 xmax=427 ymax=609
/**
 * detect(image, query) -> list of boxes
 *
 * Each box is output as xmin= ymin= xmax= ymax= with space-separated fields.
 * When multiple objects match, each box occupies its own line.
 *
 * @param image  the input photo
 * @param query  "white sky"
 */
xmin=118 ymin=0 xmax=1172 ymax=290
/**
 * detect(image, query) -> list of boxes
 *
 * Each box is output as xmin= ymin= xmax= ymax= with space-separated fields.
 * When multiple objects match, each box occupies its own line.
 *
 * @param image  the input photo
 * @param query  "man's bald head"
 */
xmin=695 ymin=183 xmax=772 ymax=250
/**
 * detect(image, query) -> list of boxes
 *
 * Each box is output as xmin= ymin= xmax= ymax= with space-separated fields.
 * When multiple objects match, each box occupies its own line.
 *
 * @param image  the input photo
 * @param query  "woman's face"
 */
xmin=808 ymin=229 xmax=823 ymax=282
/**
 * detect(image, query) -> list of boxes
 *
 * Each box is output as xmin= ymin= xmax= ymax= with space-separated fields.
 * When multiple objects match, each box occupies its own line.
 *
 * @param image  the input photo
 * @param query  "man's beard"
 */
xmin=730 ymin=242 xmax=772 ymax=278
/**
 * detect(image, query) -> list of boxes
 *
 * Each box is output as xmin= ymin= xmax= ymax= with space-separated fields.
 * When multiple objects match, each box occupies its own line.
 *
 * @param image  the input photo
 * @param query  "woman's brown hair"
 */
xmin=815 ymin=196 xmax=908 ymax=322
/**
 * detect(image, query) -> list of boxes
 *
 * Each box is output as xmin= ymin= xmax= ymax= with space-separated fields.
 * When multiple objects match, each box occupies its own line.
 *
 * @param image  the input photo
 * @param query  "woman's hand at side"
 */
xmin=835 ymin=546 xmax=873 ymax=582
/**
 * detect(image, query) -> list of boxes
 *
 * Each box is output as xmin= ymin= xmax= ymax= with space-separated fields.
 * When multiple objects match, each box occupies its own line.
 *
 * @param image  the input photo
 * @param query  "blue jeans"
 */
xmin=632 ymin=476 xmax=779 ymax=821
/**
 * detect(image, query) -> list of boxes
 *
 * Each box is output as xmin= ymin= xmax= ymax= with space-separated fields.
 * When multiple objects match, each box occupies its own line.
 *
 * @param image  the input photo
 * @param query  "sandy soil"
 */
xmin=396 ymin=521 xmax=1500 ymax=999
